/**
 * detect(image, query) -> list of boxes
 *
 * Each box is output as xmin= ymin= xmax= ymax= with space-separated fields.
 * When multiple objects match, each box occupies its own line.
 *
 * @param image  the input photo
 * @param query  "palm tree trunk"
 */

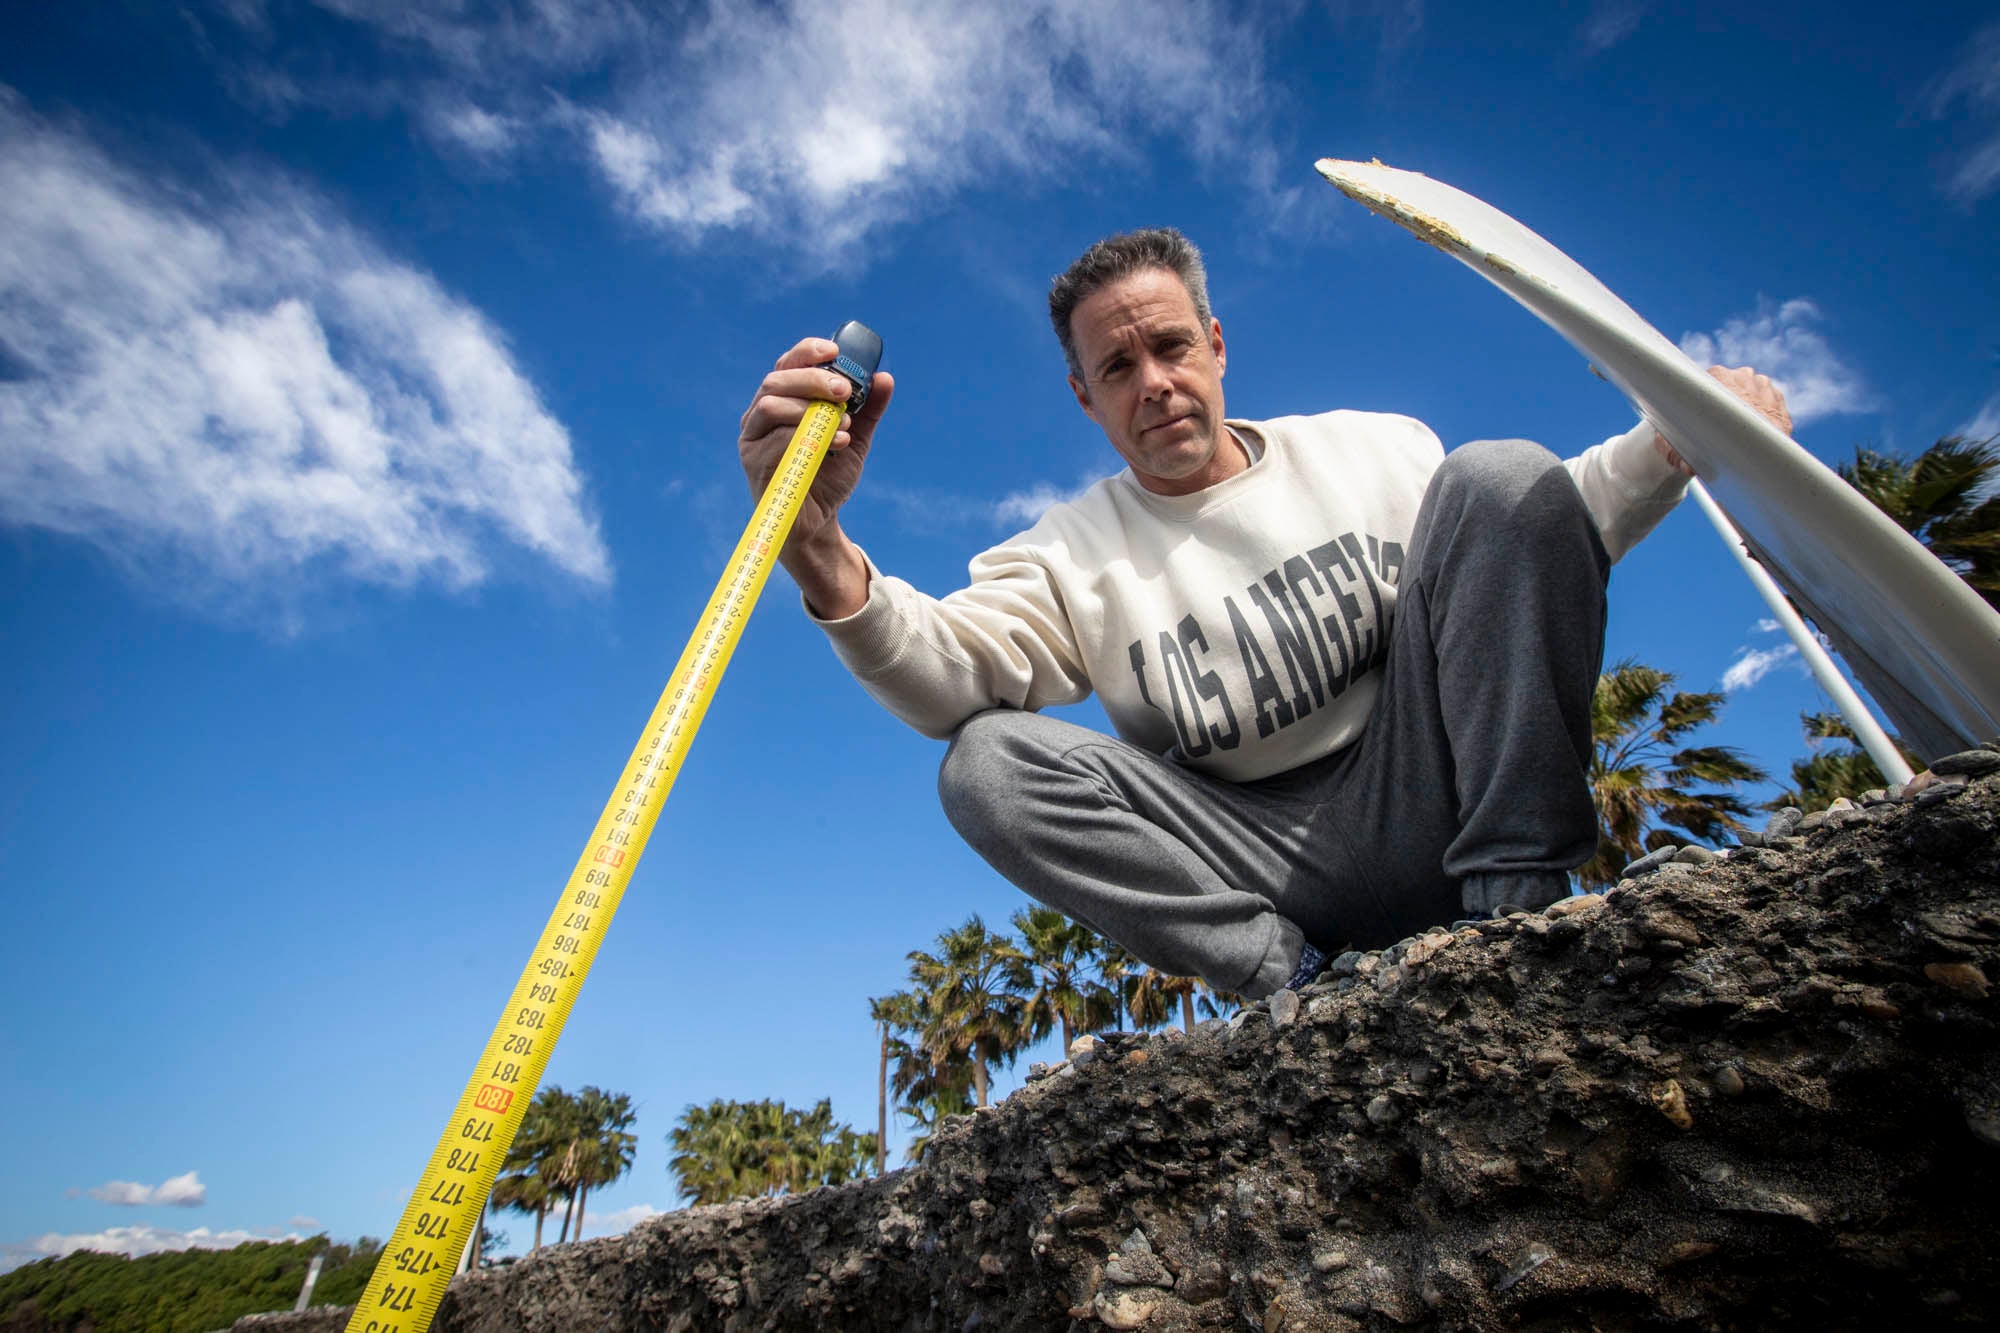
xmin=875 ymin=1025 xmax=888 ymax=1176
xmin=574 ymin=1182 xmax=589 ymax=1242
xmin=1182 ymin=991 xmax=1195 ymax=1033
xmin=533 ymin=1203 xmax=546 ymax=1250
xmin=1061 ymin=1014 xmax=1073 ymax=1051
xmin=558 ymin=1193 xmax=576 ymax=1244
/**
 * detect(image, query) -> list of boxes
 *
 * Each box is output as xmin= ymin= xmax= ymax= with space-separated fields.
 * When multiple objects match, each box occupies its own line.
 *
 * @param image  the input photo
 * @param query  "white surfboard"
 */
xmin=1315 ymin=158 xmax=1999 ymax=761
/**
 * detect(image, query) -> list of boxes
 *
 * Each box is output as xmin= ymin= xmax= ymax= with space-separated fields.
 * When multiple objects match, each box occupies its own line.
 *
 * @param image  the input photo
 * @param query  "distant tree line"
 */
xmin=0 ymin=1236 xmax=381 ymax=1332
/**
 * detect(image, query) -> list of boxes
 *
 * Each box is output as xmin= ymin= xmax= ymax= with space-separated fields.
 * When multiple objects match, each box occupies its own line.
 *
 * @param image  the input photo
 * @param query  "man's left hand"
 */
xmin=1653 ymin=365 xmax=1794 ymax=477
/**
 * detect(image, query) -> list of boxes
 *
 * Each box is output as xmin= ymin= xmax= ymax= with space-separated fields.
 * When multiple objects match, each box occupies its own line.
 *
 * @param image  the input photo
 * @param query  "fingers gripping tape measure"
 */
xmin=343 ymin=323 xmax=882 ymax=1333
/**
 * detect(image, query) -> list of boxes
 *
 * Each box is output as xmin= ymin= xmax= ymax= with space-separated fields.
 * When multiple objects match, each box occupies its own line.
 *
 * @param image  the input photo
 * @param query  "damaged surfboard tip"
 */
xmin=1312 ymin=161 xmax=1471 ymax=257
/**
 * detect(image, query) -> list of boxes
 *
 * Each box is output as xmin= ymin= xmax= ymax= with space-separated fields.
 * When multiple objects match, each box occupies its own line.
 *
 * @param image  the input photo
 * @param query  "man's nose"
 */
xmin=1136 ymin=356 xmax=1173 ymax=400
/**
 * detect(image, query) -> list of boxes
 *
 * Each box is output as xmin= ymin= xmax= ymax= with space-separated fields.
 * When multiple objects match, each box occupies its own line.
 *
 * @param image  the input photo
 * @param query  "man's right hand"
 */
xmin=737 ymin=336 xmax=894 ymax=619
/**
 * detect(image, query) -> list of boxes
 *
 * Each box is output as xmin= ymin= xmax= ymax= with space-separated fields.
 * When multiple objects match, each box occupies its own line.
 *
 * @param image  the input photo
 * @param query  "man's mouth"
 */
xmin=1141 ymin=412 xmax=1192 ymax=436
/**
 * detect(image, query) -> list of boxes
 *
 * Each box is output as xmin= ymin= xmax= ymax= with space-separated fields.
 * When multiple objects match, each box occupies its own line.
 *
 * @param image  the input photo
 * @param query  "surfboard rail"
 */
xmin=1316 ymin=157 xmax=1999 ymax=761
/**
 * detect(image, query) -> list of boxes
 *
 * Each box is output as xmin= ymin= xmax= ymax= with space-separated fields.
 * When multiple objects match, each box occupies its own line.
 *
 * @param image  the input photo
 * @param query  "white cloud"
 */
xmin=1960 ymin=394 xmax=2000 ymax=443
xmin=993 ymin=478 xmax=1108 ymax=527
xmin=572 ymin=0 xmax=1287 ymax=257
xmin=1927 ymin=21 xmax=2000 ymax=202
xmin=288 ymin=1215 xmax=321 ymax=1229
xmin=1579 ymin=0 xmax=1647 ymax=54
xmin=862 ymin=470 xmax=1115 ymax=534
xmin=2 ymin=1223 xmax=302 ymax=1273
xmin=1722 ymin=642 xmax=1800 ymax=693
xmin=0 ymin=90 xmax=609 ymax=613
xmin=1753 ymin=617 xmax=1781 ymax=633
xmin=421 ymin=99 xmax=525 ymax=158
xmin=217 ymin=1 xmax=1302 ymax=260
xmin=581 ymin=1202 xmax=663 ymax=1238
xmin=1678 ymin=299 xmax=1877 ymax=424
xmin=79 ymin=1171 xmax=208 ymax=1208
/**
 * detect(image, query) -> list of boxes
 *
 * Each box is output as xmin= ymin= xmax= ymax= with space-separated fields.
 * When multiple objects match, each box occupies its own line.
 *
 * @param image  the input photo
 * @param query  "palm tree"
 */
xmin=886 ymin=1016 xmax=972 ymax=1157
xmin=897 ymin=1077 xmax=975 ymax=1164
xmin=667 ymin=1098 xmax=877 ymax=1203
xmin=905 ymin=916 xmax=1031 ymax=1108
xmin=1012 ymin=907 xmax=1116 ymax=1051
xmin=1096 ymin=940 xmax=1137 ymax=1033
xmin=566 ymin=1086 xmax=638 ymax=1243
xmin=1123 ymin=965 xmax=1175 ymax=1031
xmin=1838 ymin=435 xmax=1998 ymax=607
xmin=1196 ymin=988 xmax=1245 ymax=1022
xmin=1128 ymin=972 xmax=1200 ymax=1032
xmin=867 ymin=991 xmax=920 ymax=1176
xmin=669 ymin=1099 xmax=756 ymax=1205
xmin=1766 ymin=711 xmax=1921 ymax=812
xmin=490 ymin=1161 xmax=556 ymax=1250
xmin=1581 ymin=660 xmax=1768 ymax=887
xmin=505 ymin=1086 xmax=583 ymax=1248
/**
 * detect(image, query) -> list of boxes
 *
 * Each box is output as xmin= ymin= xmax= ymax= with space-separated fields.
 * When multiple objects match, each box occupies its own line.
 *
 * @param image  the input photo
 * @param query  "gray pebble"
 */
xmin=1736 ymin=829 xmax=1766 ymax=848
xmin=1365 ymin=1094 xmax=1398 ymax=1125
xmin=1765 ymin=807 xmax=1804 ymax=839
xmin=1917 ymin=785 xmax=1959 ymax=807
xmin=1799 ymin=810 xmax=1828 ymax=831
xmin=1328 ymin=949 xmax=1365 ymax=978
xmin=1269 ymin=988 xmax=1302 ymax=1029
xmin=1625 ymin=846 xmax=1680 ymax=876
xmin=1932 ymin=749 xmax=2000 ymax=777
xmin=1674 ymin=845 xmax=1720 ymax=865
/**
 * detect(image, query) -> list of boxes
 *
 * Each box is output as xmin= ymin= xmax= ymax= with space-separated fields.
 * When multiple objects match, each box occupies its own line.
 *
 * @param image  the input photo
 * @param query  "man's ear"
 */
xmin=1068 ymin=373 xmax=1099 ymax=424
xmin=1210 ymin=317 xmax=1226 ymax=378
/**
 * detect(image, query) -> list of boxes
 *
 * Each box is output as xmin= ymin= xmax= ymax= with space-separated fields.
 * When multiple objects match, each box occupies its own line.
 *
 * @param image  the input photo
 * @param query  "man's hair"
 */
xmin=1048 ymin=228 xmax=1212 ymax=381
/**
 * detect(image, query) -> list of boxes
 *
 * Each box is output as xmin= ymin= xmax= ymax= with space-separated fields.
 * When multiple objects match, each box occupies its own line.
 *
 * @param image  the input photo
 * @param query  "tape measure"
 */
xmin=343 ymin=323 xmax=882 ymax=1333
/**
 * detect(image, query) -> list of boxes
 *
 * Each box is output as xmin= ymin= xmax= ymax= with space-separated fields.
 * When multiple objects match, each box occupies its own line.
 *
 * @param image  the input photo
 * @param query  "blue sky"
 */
xmin=3 ymin=0 xmax=1996 ymax=1271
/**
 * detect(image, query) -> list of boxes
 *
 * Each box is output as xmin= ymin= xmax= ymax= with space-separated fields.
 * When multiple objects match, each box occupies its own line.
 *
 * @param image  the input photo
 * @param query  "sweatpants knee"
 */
xmin=937 ymin=709 xmax=1038 ymax=844
xmin=1429 ymin=438 xmax=1603 ymax=562
xmin=1434 ymin=438 xmax=1566 ymax=512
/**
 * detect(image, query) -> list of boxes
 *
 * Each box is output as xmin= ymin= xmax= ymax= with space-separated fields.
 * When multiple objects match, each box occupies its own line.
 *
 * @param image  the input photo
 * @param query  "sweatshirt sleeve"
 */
xmin=1563 ymin=419 xmax=1689 ymax=562
xmin=805 ymin=542 xmax=1092 ymax=738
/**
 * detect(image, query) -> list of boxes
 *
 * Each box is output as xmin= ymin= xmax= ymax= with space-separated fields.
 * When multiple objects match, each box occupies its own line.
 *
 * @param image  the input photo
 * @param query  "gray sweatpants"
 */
xmin=936 ymin=440 xmax=1611 ymax=998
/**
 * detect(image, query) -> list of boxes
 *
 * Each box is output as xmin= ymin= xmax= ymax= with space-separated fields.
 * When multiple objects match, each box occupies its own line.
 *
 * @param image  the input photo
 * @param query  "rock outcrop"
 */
xmin=248 ymin=766 xmax=2000 ymax=1330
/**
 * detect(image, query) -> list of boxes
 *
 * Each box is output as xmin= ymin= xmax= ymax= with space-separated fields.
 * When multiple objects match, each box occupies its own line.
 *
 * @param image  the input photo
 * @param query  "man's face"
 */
xmin=1066 ymin=268 xmax=1233 ymax=496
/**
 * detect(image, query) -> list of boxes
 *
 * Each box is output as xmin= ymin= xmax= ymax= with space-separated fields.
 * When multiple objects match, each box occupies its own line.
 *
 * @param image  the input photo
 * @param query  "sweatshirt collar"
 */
xmin=1117 ymin=420 xmax=1272 ymax=520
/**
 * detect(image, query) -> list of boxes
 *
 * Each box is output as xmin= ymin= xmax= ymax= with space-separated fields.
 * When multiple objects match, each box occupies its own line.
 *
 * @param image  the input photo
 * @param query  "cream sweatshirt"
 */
xmin=812 ymin=411 xmax=1685 ymax=781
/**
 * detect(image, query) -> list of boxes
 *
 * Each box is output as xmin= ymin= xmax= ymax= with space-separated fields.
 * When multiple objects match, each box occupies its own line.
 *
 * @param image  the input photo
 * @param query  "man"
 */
xmin=737 ymin=228 xmax=1788 ymax=999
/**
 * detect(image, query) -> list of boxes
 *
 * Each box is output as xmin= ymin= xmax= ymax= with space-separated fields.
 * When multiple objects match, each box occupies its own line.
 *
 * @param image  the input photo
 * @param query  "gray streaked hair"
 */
xmin=1048 ymin=228 xmax=1212 ymax=381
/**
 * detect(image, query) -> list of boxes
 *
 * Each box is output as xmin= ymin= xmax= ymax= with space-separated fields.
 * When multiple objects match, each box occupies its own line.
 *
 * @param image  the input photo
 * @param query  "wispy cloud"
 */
xmin=213 ymin=1 xmax=1306 ymax=259
xmin=574 ymin=1 xmax=1292 ymax=257
xmin=863 ymin=470 xmax=1116 ymax=535
xmin=75 ymin=1172 xmax=207 ymax=1208
xmin=1722 ymin=642 xmax=1799 ymax=693
xmin=2 ymin=1223 xmax=302 ymax=1273
xmin=1926 ymin=21 xmax=2000 ymax=203
xmin=1578 ymin=0 xmax=1648 ymax=54
xmin=581 ymin=1202 xmax=662 ymax=1239
xmin=1679 ymin=299 xmax=1877 ymax=424
xmin=993 ymin=478 xmax=1110 ymax=527
xmin=1960 ymin=394 xmax=2000 ymax=442
xmin=0 ymin=90 xmax=609 ymax=617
